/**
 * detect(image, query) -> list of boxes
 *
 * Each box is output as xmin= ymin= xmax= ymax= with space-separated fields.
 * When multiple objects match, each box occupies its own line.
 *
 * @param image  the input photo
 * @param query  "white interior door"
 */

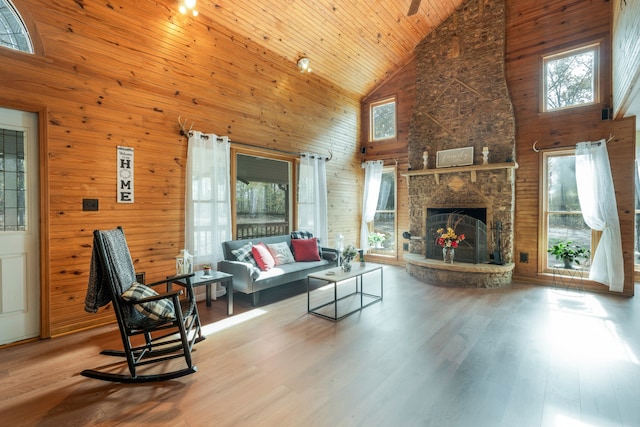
xmin=0 ymin=107 xmax=40 ymax=345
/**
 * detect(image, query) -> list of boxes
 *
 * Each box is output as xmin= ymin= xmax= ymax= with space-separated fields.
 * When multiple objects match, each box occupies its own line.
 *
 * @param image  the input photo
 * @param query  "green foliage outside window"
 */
xmin=544 ymin=45 xmax=597 ymax=112
xmin=371 ymin=99 xmax=396 ymax=141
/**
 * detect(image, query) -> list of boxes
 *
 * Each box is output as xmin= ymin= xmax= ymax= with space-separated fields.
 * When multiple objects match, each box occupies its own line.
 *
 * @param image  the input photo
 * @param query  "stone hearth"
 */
xmin=404 ymin=254 xmax=514 ymax=288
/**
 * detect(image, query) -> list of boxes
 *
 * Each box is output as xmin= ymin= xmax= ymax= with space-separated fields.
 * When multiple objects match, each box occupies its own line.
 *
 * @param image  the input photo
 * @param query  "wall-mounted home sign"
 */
xmin=436 ymin=146 xmax=474 ymax=168
xmin=117 ymin=146 xmax=134 ymax=203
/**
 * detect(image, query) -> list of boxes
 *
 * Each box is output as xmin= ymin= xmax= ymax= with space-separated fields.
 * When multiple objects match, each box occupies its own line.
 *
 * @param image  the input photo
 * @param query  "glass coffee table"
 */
xmin=307 ymin=264 xmax=383 ymax=321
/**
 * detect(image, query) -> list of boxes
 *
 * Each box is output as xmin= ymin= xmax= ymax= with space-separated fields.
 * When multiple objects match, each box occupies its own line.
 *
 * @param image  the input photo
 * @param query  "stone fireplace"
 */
xmin=403 ymin=0 xmax=516 ymax=288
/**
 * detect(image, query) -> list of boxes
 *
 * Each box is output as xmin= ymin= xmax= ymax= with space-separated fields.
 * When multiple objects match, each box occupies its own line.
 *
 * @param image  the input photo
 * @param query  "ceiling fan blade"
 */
xmin=407 ymin=0 xmax=421 ymax=16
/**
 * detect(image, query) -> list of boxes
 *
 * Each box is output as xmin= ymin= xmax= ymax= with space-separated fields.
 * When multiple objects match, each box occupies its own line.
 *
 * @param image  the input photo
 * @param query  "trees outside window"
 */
xmin=542 ymin=44 xmax=598 ymax=112
xmin=542 ymin=151 xmax=593 ymax=272
xmin=371 ymin=167 xmax=396 ymax=256
xmin=370 ymin=97 xmax=396 ymax=141
xmin=234 ymin=153 xmax=292 ymax=239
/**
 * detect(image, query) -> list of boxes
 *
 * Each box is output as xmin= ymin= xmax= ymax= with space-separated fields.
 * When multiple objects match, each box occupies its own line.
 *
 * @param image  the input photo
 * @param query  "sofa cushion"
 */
xmin=252 ymin=242 xmax=276 ymax=270
xmin=291 ymin=237 xmax=321 ymax=262
xmin=254 ymin=259 xmax=330 ymax=283
xmin=267 ymin=242 xmax=295 ymax=265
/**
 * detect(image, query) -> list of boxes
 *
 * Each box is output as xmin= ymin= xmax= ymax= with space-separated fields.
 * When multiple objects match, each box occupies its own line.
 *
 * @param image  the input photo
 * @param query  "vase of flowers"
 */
xmin=436 ymin=220 xmax=465 ymax=264
xmin=341 ymin=244 xmax=357 ymax=273
xmin=443 ymin=247 xmax=455 ymax=263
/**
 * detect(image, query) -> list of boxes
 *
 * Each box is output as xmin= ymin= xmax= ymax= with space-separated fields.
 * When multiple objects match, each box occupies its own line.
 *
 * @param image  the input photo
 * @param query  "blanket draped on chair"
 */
xmin=84 ymin=228 xmax=135 ymax=313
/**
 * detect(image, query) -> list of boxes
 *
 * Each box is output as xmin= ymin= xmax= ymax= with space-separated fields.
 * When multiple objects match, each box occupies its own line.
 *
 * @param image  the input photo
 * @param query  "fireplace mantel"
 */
xmin=404 ymin=162 xmax=518 ymax=184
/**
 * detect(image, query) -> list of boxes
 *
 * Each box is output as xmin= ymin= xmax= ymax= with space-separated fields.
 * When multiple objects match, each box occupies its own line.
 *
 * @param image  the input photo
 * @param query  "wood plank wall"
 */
xmin=0 ymin=0 xmax=362 ymax=337
xmin=613 ymin=0 xmax=640 ymax=118
xmin=505 ymin=0 xmax=635 ymax=296
xmin=360 ymin=60 xmax=417 ymax=266
xmin=363 ymin=0 xmax=636 ymax=294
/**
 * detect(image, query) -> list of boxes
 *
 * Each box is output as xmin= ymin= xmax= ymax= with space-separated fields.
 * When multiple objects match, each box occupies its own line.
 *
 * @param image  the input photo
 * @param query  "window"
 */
xmin=370 ymin=167 xmax=396 ymax=256
xmin=542 ymin=44 xmax=599 ymax=112
xmin=542 ymin=151 xmax=593 ymax=272
xmin=0 ymin=128 xmax=26 ymax=231
xmin=370 ymin=97 xmax=396 ymax=141
xmin=0 ymin=0 xmax=33 ymax=53
xmin=234 ymin=153 xmax=292 ymax=239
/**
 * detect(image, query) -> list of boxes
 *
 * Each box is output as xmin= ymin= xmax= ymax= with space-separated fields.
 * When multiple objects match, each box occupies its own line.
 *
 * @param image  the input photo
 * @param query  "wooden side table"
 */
xmin=172 ymin=270 xmax=234 ymax=315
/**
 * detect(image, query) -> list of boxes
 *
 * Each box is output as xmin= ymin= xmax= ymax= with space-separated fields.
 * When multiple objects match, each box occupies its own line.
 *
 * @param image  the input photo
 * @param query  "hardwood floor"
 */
xmin=2 ymin=265 xmax=640 ymax=426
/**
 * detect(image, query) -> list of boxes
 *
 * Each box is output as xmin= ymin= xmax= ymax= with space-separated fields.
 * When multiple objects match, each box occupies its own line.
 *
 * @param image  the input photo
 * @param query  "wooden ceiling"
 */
xmin=194 ymin=0 xmax=464 ymax=99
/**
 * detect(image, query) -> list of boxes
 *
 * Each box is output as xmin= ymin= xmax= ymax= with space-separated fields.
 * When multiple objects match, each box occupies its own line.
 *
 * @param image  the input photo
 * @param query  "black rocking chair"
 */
xmin=82 ymin=227 xmax=203 ymax=383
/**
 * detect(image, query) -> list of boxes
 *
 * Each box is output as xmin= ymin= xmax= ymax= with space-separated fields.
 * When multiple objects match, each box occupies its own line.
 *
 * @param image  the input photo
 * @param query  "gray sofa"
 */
xmin=218 ymin=234 xmax=338 ymax=306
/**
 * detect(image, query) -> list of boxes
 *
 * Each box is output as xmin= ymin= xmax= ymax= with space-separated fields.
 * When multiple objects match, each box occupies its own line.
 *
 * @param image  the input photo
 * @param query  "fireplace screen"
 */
xmin=426 ymin=212 xmax=488 ymax=264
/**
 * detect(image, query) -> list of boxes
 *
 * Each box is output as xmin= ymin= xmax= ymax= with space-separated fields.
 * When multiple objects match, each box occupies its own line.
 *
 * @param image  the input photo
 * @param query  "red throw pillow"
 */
xmin=252 ymin=242 xmax=275 ymax=270
xmin=292 ymin=238 xmax=321 ymax=262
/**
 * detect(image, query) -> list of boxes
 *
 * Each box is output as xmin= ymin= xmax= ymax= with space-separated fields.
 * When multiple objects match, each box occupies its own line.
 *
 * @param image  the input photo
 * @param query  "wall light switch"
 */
xmin=82 ymin=198 xmax=99 ymax=211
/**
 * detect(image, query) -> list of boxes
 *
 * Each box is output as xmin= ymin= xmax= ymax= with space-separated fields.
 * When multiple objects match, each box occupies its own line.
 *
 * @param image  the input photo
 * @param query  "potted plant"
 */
xmin=202 ymin=264 xmax=212 ymax=276
xmin=547 ymin=241 xmax=590 ymax=269
xmin=368 ymin=232 xmax=386 ymax=249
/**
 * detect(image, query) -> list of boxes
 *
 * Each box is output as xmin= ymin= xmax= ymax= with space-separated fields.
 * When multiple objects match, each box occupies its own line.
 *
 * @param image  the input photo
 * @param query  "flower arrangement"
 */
xmin=436 ymin=227 xmax=465 ymax=248
xmin=436 ymin=214 xmax=465 ymax=248
xmin=340 ymin=244 xmax=358 ymax=272
xmin=341 ymin=244 xmax=357 ymax=263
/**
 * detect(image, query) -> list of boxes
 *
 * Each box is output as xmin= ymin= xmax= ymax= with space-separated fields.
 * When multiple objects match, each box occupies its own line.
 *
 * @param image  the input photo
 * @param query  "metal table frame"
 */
xmin=307 ymin=264 xmax=383 ymax=321
xmin=172 ymin=270 xmax=234 ymax=315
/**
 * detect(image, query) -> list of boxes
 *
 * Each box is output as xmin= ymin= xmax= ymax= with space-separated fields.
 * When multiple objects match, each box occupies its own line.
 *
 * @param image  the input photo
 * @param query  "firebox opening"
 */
xmin=426 ymin=208 xmax=489 ymax=264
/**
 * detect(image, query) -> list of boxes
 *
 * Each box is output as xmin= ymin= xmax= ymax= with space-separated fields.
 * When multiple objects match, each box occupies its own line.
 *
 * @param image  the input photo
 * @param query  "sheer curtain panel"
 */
xmin=186 ymin=131 xmax=232 ymax=272
xmin=298 ymin=154 xmax=328 ymax=246
xmin=575 ymin=140 xmax=624 ymax=292
xmin=360 ymin=160 xmax=384 ymax=251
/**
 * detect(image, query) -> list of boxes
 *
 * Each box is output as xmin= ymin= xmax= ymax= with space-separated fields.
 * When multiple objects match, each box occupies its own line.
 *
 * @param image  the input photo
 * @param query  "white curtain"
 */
xmin=575 ymin=139 xmax=624 ymax=292
xmin=298 ymin=154 xmax=328 ymax=246
xmin=360 ymin=160 xmax=384 ymax=251
xmin=186 ymin=131 xmax=232 ymax=270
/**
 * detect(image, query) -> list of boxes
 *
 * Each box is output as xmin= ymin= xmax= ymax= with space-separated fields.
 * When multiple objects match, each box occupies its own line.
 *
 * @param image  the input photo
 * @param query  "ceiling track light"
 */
xmin=179 ymin=0 xmax=198 ymax=16
xmin=297 ymin=57 xmax=311 ymax=73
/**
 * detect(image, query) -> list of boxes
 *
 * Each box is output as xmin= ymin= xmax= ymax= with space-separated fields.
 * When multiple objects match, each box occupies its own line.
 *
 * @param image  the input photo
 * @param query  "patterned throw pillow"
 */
xmin=231 ymin=242 xmax=258 ymax=267
xmin=121 ymin=282 xmax=176 ymax=321
xmin=290 ymin=230 xmax=314 ymax=240
xmin=267 ymin=242 xmax=296 ymax=265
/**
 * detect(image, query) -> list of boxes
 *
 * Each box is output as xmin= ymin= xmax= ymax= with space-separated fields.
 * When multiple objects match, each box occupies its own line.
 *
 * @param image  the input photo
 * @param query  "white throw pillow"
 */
xmin=267 ymin=242 xmax=295 ymax=265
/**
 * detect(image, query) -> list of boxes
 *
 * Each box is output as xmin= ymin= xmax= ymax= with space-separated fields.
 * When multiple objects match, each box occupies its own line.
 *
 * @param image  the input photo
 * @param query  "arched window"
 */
xmin=0 ymin=0 xmax=33 ymax=53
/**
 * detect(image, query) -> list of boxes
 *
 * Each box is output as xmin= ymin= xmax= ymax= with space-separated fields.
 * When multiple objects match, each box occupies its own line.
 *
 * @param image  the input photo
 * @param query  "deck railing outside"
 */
xmin=236 ymin=222 xmax=289 ymax=239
